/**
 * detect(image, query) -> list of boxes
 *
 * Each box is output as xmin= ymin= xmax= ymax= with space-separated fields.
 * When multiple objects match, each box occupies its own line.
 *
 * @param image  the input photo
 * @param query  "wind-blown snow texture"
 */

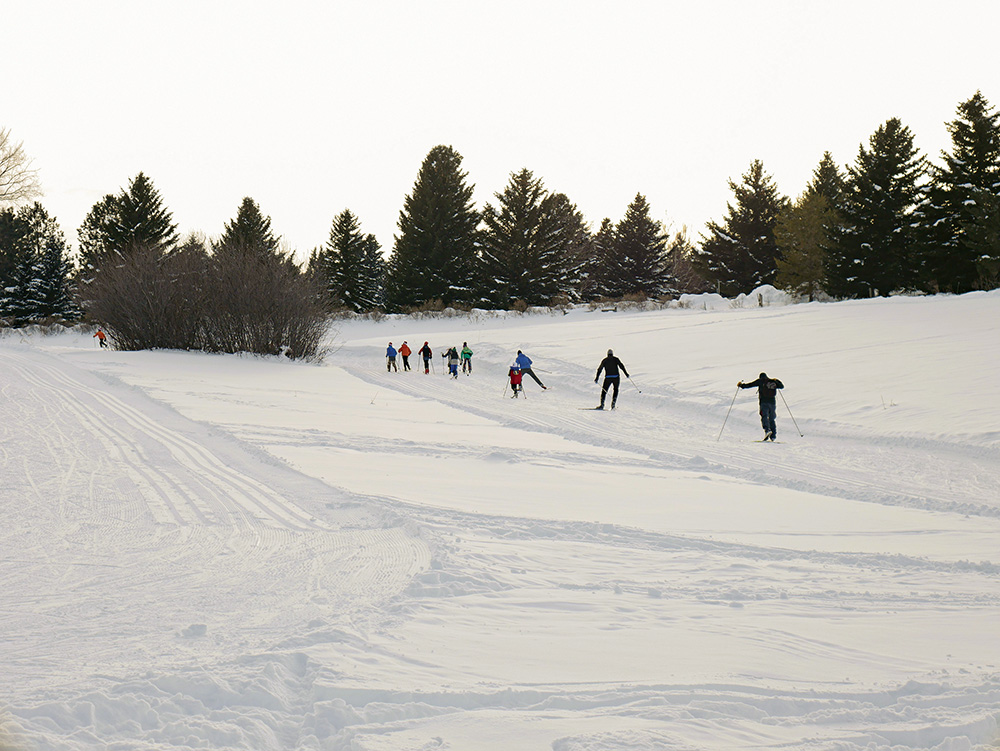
xmin=3 ymin=289 xmax=1000 ymax=751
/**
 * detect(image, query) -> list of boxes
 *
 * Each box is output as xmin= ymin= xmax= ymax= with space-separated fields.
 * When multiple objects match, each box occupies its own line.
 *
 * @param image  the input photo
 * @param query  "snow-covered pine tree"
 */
xmin=1 ymin=244 xmax=37 ymax=323
xmin=27 ymin=207 xmax=77 ymax=320
xmin=916 ymin=91 xmax=1000 ymax=293
xmin=385 ymin=145 xmax=480 ymax=310
xmin=826 ymin=118 xmax=926 ymax=298
xmin=0 ymin=207 xmax=22 ymax=302
xmin=696 ymin=160 xmax=789 ymax=297
xmin=0 ymin=203 xmax=76 ymax=322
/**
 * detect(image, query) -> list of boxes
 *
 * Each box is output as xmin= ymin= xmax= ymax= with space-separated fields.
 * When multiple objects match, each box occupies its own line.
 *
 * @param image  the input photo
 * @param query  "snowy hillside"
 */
xmin=3 ymin=291 xmax=1000 ymax=751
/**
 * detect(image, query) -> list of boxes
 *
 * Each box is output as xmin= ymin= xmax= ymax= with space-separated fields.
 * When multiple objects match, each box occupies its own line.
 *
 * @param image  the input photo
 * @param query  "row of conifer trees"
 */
xmin=1 ymin=91 xmax=997 ymax=354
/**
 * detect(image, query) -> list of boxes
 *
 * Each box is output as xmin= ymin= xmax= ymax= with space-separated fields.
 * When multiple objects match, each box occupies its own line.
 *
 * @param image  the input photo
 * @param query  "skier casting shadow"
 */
xmin=738 ymin=372 xmax=784 ymax=440
xmin=594 ymin=349 xmax=629 ymax=410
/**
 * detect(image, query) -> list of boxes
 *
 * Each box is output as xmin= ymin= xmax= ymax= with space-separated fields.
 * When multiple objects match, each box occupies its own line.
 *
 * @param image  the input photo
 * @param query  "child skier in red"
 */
xmin=508 ymin=365 xmax=523 ymax=398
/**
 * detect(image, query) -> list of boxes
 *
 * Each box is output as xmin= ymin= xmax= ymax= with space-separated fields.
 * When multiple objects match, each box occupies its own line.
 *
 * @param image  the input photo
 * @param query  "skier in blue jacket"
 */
xmin=386 ymin=342 xmax=398 ymax=372
xmin=514 ymin=350 xmax=547 ymax=390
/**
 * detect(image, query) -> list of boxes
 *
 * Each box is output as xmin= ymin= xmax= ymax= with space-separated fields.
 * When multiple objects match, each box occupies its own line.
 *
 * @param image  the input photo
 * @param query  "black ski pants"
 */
xmin=521 ymin=367 xmax=545 ymax=388
xmin=600 ymin=376 xmax=620 ymax=407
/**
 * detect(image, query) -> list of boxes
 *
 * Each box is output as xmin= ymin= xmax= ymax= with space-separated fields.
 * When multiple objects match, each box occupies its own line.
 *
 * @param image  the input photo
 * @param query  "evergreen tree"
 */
xmin=827 ymin=118 xmax=927 ymax=297
xmin=807 ymin=151 xmax=847 ymax=208
xmin=0 ymin=206 xmax=24 ymax=293
xmin=214 ymin=197 xmax=280 ymax=258
xmin=774 ymin=192 xmax=832 ymax=301
xmin=480 ymin=169 xmax=582 ymax=307
xmin=357 ymin=233 xmax=386 ymax=311
xmin=607 ymin=193 xmax=670 ymax=298
xmin=916 ymin=92 xmax=1000 ymax=292
xmin=77 ymin=174 xmax=178 ymax=272
xmin=385 ymin=145 xmax=480 ymax=310
xmin=964 ymin=190 xmax=1000 ymax=289
xmin=589 ymin=218 xmax=618 ymax=299
xmin=0 ymin=203 xmax=76 ymax=322
xmin=77 ymin=194 xmax=118 ymax=276
xmin=318 ymin=209 xmax=380 ymax=312
xmin=696 ymin=160 xmax=790 ymax=296
xmin=544 ymin=192 xmax=592 ymax=303
xmin=664 ymin=226 xmax=708 ymax=295
xmin=114 ymin=173 xmax=179 ymax=254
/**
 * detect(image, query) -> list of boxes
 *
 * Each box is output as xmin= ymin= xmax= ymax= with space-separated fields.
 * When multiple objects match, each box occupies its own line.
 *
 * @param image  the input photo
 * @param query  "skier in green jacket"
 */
xmin=460 ymin=342 xmax=474 ymax=374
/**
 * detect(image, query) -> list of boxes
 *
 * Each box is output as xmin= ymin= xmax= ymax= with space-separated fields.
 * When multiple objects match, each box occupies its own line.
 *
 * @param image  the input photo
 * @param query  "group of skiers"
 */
xmin=384 ymin=340 xmax=786 ymax=440
xmin=386 ymin=341 xmax=474 ymax=378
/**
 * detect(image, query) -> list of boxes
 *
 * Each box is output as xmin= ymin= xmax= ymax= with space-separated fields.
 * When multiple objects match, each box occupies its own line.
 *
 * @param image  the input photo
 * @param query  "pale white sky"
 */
xmin=6 ymin=0 xmax=999 ymax=260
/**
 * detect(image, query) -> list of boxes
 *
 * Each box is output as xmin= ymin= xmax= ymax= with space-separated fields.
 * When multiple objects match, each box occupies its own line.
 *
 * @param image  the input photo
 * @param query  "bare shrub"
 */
xmin=81 ymin=241 xmax=327 ymax=360
xmin=404 ymin=298 xmax=445 ymax=318
xmin=201 ymin=244 xmax=327 ymax=360
xmin=82 ymin=243 xmax=206 ymax=350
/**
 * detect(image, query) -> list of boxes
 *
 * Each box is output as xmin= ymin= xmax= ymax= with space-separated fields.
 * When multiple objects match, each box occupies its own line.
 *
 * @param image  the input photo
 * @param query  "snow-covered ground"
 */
xmin=3 ymin=291 xmax=1000 ymax=751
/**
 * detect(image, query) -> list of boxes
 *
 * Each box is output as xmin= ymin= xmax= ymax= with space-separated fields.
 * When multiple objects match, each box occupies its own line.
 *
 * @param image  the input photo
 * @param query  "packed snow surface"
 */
xmin=3 ymin=291 xmax=1000 ymax=750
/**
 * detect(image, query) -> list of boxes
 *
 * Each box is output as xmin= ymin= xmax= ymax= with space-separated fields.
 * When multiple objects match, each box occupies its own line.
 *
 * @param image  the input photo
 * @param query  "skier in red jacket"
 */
xmin=508 ymin=365 xmax=524 ymax=398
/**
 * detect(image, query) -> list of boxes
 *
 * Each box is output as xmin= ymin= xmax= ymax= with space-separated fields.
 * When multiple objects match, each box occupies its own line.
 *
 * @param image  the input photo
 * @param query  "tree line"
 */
xmin=1 ymin=91 xmax=998 ymax=355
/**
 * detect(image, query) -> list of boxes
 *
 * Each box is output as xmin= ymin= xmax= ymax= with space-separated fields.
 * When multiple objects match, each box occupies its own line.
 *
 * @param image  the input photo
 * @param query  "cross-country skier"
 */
xmin=446 ymin=346 xmax=460 ymax=379
xmin=93 ymin=328 xmax=108 ymax=348
xmin=461 ymin=342 xmax=474 ymax=374
xmin=514 ymin=350 xmax=546 ymax=389
xmin=399 ymin=341 xmax=412 ymax=371
xmin=508 ymin=364 xmax=523 ymax=397
xmin=594 ymin=349 xmax=629 ymax=410
xmin=738 ymin=372 xmax=784 ymax=440
xmin=418 ymin=342 xmax=432 ymax=374
xmin=386 ymin=342 xmax=398 ymax=372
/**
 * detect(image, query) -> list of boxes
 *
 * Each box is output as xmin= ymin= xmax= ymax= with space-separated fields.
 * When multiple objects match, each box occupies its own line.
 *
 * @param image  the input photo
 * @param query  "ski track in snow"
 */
xmin=4 ymin=295 xmax=1000 ymax=751
xmin=0 ymin=347 xmax=430 ymax=726
xmin=342 ymin=344 xmax=1000 ymax=523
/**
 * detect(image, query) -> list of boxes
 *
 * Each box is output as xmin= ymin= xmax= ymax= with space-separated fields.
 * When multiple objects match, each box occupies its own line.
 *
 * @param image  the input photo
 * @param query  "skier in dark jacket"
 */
xmin=594 ymin=349 xmax=629 ymax=410
xmin=739 ymin=372 xmax=784 ymax=440
xmin=418 ymin=342 xmax=432 ymax=374
xmin=445 ymin=346 xmax=460 ymax=379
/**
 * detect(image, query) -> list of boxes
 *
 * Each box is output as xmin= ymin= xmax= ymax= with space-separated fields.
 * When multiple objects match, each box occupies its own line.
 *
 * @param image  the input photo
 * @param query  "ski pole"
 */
xmin=717 ymin=387 xmax=740 ymax=442
xmin=503 ymin=381 xmax=508 ymax=397
xmin=779 ymin=390 xmax=804 ymax=437
xmin=627 ymin=377 xmax=642 ymax=394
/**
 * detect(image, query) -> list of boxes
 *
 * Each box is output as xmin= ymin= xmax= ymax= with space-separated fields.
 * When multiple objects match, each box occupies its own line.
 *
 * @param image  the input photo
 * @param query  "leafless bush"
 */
xmin=82 ymin=244 xmax=206 ymax=350
xmin=201 ymin=244 xmax=327 ymax=359
xmin=81 ymin=242 xmax=327 ymax=360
